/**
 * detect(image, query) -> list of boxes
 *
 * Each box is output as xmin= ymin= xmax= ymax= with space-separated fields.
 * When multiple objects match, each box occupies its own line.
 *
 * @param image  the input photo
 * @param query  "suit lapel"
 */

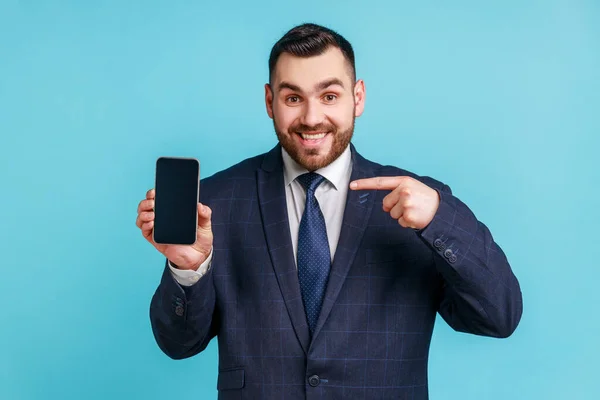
xmin=257 ymin=144 xmax=311 ymax=354
xmin=310 ymin=144 xmax=376 ymax=343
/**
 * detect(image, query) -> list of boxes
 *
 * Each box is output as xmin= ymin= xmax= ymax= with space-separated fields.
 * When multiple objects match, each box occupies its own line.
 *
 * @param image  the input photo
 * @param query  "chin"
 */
xmin=274 ymin=121 xmax=354 ymax=171
xmin=294 ymin=149 xmax=336 ymax=171
xmin=299 ymin=157 xmax=328 ymax=171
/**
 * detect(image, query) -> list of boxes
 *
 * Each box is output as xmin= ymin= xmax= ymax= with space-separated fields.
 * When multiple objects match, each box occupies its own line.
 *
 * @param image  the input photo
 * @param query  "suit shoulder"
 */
xmin=206 ymin=153 xmax=263 ymax=181
xmin=198 ymin=149 xmax=267 ymax=200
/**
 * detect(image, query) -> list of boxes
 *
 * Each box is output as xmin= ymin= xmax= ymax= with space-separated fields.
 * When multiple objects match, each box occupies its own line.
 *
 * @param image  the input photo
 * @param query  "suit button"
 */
xmin=449 ymin=255 xmax=457 ymax=263
xmin=434 ymin=239 xmax=447 ymax=251
xmin=175 ymin=305 xmax=184 ymax=317
xmin=444 ymin=249 xmax=453 ymax=258
xmin=308 ymin=375 xmax=320 ymax=387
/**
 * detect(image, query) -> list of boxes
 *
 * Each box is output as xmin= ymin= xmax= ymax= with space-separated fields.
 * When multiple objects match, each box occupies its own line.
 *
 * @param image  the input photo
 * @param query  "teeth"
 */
xmin=300 ymin=133 xmax=326 ymax=140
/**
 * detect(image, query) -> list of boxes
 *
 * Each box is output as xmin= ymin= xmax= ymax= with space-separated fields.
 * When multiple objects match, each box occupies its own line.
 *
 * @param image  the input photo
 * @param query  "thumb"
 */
xmin=198 ymin=202 xmax=212 ymax=230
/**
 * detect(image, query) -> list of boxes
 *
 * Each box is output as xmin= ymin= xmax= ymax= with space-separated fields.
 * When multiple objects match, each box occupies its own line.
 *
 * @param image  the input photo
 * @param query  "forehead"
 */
xmin=273 ymin=46 xmax=353 ymax=90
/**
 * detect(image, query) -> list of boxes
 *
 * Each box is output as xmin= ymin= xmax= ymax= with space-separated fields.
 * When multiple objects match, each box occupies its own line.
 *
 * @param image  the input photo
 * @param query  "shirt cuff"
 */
xmin=168 ymin=247 xmax=213 ymax=287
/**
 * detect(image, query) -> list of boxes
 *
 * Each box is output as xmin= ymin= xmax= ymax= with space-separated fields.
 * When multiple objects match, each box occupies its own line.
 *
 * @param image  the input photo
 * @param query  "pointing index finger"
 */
xmin=350 ymin=176 xmax=406 ymax=191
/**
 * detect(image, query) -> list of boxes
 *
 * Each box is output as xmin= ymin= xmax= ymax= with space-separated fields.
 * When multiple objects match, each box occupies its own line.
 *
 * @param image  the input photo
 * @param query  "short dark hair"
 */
xmin=268 ymin=23 xmax=356 ymax=84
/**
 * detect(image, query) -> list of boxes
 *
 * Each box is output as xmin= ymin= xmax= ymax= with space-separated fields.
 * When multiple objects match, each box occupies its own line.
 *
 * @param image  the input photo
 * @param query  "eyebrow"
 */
xmin=277 ymin=77 xmax=345 ymax=93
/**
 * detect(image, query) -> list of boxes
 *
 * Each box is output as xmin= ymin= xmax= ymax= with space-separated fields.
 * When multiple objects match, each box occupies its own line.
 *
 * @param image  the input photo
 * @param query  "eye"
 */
xmin=286 ymin=95 xmax=301 ymax=104
xmin=323 ymin=94 xmax=338 ymax=103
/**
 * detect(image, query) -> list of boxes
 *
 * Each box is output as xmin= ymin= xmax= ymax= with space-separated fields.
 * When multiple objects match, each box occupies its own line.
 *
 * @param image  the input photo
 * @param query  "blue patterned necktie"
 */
xmin=296 ymin=172 xmax=331 ymax=335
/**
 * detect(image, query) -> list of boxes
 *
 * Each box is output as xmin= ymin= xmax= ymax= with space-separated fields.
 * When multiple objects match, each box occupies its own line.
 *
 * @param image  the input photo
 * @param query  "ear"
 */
xmin=265 ymin=83 xmax=274 ymax=119
xmin=353 ymin=79 xmax=366 ymax=118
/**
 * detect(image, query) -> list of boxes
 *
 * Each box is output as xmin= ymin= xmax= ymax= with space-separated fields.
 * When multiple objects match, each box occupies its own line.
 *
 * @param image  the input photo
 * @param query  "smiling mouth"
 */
xmin=297 ymin=132 xmax=328 ymax=140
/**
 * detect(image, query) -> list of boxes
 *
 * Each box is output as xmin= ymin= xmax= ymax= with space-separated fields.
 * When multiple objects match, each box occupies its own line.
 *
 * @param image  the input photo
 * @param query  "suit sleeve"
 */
xmin=149 ymin=255 xmax=219 ymax=359
xmin=417 ymin=182 xmax=523 ymax=338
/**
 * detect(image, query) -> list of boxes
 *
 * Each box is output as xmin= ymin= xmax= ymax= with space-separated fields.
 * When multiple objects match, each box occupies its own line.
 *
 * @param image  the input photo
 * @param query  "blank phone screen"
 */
xmin=153 ymin=157 xmax=199 ymax=245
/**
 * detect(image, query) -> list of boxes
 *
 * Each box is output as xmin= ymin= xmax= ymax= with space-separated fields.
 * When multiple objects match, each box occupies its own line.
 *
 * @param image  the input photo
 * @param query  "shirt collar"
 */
xmin=281 ymin=144 xmax=352 ymax=191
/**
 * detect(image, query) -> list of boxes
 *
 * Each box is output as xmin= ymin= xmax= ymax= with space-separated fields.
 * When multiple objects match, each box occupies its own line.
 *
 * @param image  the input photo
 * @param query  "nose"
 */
xmin=300 ymin=99 xmax=324 ymax=128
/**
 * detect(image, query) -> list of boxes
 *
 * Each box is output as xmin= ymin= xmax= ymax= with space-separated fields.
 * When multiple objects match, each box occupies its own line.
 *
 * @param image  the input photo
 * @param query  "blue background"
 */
xmin=1 ymin=1 xmax=598 ymax=399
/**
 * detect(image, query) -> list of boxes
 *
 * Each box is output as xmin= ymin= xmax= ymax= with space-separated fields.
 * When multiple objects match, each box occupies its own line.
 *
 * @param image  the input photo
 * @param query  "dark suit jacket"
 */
xmin=149 ymin=143 xmax=523 ymax=399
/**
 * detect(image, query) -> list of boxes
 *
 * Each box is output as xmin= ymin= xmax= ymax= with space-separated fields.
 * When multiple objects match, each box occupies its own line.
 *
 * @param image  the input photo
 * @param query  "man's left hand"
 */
xmin=350 ymin=176 xmax=440 ymax=229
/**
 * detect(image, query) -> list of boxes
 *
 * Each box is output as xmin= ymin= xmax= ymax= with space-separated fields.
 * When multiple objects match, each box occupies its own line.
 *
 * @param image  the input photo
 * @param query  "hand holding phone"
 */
xmin=135 ymin=157 xmax=213 ymax=270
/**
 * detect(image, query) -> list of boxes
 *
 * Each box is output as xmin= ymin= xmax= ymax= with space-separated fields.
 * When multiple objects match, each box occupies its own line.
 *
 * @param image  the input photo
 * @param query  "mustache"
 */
xmin=289 ymin=123 xmax=336 ymax=134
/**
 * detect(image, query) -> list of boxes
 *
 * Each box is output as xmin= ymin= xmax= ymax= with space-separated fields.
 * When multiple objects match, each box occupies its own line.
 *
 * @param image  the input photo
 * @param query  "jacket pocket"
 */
xmin=217 ymin=368 xmax=245 ymax=391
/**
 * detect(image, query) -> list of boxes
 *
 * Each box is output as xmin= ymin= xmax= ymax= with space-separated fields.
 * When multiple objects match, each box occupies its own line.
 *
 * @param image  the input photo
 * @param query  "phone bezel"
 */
xmin=152 ymin=156 xmax=200 ymax=245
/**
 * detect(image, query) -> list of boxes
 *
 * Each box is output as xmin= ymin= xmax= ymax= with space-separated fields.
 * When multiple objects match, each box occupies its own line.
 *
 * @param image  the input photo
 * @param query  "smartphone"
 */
xmin=152 ymin=156 xmax=200 ymax=245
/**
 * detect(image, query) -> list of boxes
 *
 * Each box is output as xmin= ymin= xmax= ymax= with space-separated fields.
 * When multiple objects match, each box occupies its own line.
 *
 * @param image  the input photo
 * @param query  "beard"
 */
xmin=273 ymin=116 xmax=355 ymax=171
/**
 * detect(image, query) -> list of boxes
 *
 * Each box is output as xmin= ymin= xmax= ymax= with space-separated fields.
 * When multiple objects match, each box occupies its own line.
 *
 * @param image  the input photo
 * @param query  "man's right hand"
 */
xmin=136 ymin=188 xmax=213 ymax=270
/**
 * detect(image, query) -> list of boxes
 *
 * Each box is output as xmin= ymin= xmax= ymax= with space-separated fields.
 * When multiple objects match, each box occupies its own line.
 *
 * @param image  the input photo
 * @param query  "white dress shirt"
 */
xmin=169 ymin=144 xmax=353 ymax=286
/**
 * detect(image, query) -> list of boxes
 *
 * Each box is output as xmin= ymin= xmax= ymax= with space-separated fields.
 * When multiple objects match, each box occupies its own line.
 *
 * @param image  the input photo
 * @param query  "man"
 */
xmin=137 ymin=23 xmax=523 ymax=399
